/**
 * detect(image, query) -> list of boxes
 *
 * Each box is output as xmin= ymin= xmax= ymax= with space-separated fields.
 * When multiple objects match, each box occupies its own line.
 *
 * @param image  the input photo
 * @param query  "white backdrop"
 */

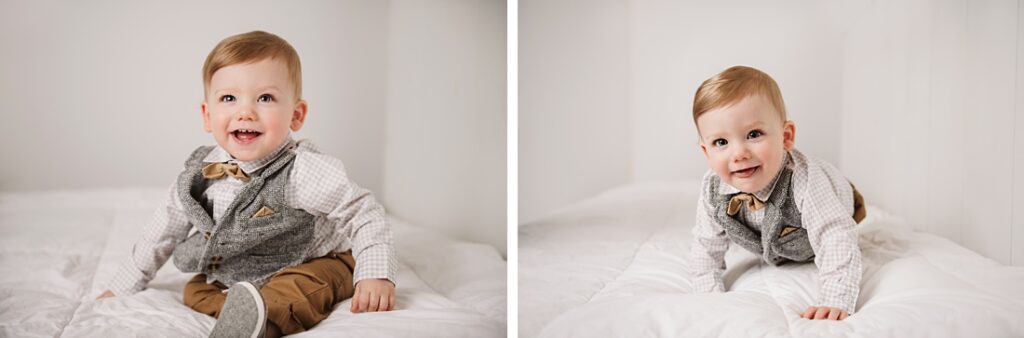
xmin=839 ymin=0 xmax=1023 ymax=266
xmin=521 ymin=0 xmax=849 ymax=222
xmin=520 ymin=0 xmax=1024 ymax=266
xmin=385 ymin=0 xmax=507 ymax=255
xmin=519 ymin=0 xmax=633 ymax=227
xmin=0 ymin=0 xmax=507 ymax=255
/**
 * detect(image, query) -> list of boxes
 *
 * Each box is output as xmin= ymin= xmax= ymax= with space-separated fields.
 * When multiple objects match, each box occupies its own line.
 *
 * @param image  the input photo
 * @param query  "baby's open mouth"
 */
xmin=231 ymin=129 xmax=262 ymax=144
xmin=732 ymin=166 xmax=759 ymax=178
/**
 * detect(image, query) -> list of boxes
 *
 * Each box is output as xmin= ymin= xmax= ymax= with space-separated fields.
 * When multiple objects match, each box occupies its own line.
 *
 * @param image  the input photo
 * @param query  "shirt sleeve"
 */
xmin=793 ymin=159 xmax=863 ymax=314
xmin=288 ymin=151 xmax=398 ymax=286
xmin=107 ymin=183 xmax=192 ymax=296
xmin=689 ymin=171 xmax=729 ymax=293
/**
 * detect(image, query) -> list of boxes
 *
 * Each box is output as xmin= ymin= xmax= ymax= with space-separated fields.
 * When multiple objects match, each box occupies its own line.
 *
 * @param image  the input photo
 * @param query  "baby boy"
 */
xmin=688 ymin=66 xmax=866 ymax=321
xmin=97 ymin=31 xmax=397 ymax=337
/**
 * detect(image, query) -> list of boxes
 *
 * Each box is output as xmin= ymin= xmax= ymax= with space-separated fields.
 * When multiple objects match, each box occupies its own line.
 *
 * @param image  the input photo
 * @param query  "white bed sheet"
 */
xmin=519 ymin=181 xmax=1024 ymax=337
xmin=0 ymin=188 xmax=506 ymax=337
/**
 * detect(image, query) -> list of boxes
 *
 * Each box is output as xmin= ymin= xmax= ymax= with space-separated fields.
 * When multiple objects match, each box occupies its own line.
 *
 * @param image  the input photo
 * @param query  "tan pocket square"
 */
xmin=780 ymin=226 xmax=800 ymax=238
xmin=253 ymin=206 xmax=275 ymax=218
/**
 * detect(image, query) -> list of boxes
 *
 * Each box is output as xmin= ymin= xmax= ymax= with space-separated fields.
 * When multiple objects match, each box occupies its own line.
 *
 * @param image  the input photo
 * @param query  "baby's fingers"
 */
xmin=350 ymin=292 xmax=360 ymax=312
xmin=367 ymin=290 xmax=380 ymax=312
xmin=374 ymin=294 xmax=389 ymax=312
xmin=813 ymin=307 xmax=830 ymax=320
xmin=801 ymin=307 xmax=816 ymax=319
xmin=827 ymin=309 xmax=842 ymax=320
xmin=351 ymin=286 xmax=368 ymax=313
xmin=96 ymin=290 xmax=115 ymax=300
xmin=380 ymin=294 xmax=394 ymax=311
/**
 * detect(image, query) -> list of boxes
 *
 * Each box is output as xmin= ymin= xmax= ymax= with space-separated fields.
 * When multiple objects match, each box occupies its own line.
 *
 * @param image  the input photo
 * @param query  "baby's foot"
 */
xmin=209 ymin=282 xmax=267 ymax=338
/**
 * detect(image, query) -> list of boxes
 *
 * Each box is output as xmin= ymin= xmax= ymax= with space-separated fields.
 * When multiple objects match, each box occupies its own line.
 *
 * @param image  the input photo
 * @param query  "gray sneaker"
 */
xmin=209 ymin=281 xmax=267 ymax=338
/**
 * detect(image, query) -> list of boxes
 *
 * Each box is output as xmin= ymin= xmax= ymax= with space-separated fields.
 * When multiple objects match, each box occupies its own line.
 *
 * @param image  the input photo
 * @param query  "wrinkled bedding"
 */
xmin=519 ymin=181 xmax=1024 ymax=337
xmin=0 ymin=188 xmax=506 ymax=337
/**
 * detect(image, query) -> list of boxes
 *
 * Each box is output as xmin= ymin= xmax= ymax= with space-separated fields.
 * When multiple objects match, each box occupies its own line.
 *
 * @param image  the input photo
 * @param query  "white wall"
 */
xmin=519 ymin=0 xmax=632 ymax=223
xmin=629 ymin=0 xmax=846 ymax=182
xmin=0 ymin=0 xmax=507 ymax=255
xmin=1015 ymin=0 xmax=1024 ymax=267
xmin=839 ymin=0 xmax=1024 ymax=266
xmin=0 ymin=0 xmax=389 ymax=195
xmin=383 ymin=0 xmax=507 ymax=255
xmin=520 ymin=0 xmax=848 ymax=221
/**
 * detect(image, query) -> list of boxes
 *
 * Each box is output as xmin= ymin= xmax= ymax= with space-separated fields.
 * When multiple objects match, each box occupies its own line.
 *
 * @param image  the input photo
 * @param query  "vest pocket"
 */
xmin=246 ymin=208 xmax=286 ymax=229
xmin=774 ymin=227 xmax=814 ymax=262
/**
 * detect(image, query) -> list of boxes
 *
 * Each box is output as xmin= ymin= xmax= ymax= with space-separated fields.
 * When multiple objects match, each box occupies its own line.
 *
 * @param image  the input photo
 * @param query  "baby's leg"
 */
xmin=260 ymin=251 xmax=357 ymax=335
xmin=183 ymin=274 xmax=229 ymax=317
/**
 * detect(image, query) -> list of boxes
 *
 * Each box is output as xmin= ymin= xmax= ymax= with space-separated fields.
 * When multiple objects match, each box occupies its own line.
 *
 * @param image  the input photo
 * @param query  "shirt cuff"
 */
xmin=690 ymin=273 xmax=725 ymax=293
xmin=352 ymin=243 xmax=398 ymax=286
xmin=816 ymin=293 xmax=856 ymax=314
xmin=107 ymin=258 xmax=150 ymax=296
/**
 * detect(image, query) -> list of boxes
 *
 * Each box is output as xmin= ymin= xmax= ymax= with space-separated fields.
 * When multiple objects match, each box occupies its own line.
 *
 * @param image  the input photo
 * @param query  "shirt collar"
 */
xmin=202 ymin=136 xmax=295 ymax=175
xmin=718 ymin=151 xmax=793 ymax=201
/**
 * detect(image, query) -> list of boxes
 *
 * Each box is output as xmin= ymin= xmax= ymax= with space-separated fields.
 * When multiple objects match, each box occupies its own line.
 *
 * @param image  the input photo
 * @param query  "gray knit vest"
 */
xmin=708 ymin=168 xmax=815 ymax=265
xmin=171 ymin=146 xmax=315 ymax=287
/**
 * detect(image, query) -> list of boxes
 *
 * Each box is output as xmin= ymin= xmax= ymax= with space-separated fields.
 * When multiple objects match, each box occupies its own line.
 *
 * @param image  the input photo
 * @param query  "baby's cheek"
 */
xmin=711 ymin=157 xmax=730 ymax=173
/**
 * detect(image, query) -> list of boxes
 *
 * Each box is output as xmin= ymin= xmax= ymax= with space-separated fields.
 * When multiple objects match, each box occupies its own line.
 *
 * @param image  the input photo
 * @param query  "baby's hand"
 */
xmin=351 ymin=279 xmax=395 ymax=313
xmin=96 ymin=290 xmax=115 ymax=300
xmin=801 ymin=306 xmax=848 ymax=320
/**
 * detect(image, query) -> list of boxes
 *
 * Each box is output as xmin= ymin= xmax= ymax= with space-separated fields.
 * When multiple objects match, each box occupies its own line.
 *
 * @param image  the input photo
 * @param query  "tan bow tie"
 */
xmin=202 ymin=162 xmax=250 ymax=182
xmin=727 ymin=193 xmax=765 ymax=216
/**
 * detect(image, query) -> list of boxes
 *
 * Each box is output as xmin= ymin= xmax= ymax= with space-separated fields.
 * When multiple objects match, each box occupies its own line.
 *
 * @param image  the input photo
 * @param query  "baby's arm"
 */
xmin=797 ymin=164 xmax=862 ymax=319
xmin=290 ymin=151 xmax=397 ymax=312
xmin=342 ymin=190 xmax=395 ymax=313
xmin=689 ymin=187 xmax=730 ymax=293
xmin=330 ymin=183 xmax=395 ymax=313
xmin=97 ymin=183 xmax=192 ymax=299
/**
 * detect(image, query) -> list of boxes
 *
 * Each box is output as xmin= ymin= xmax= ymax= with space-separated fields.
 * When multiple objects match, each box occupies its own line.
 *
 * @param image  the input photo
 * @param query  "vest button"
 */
xmin=203 ymin=232 xmax=211 ymax=240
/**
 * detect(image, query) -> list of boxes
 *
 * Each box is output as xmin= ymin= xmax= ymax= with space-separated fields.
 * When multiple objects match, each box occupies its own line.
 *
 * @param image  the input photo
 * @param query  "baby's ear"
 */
xmin=201 ymin=101 xmax=212 ymax=133
xmin=290 ymin=100 xmax=308 ymax=131
xmin=783 ymin=121 xmax=796 ymax=150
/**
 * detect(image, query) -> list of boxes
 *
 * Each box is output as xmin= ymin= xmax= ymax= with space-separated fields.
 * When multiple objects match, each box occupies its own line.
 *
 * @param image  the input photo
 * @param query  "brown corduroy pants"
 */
xmin=183 ymin=251 xmax=356 ymax=335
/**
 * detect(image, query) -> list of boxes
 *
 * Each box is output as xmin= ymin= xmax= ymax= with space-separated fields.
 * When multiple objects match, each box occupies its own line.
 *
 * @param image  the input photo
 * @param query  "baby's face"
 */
xmin=202 ymin=58 xmax=306 ymax=162
xmin=697 ymin=95 xmax=794 ymax=193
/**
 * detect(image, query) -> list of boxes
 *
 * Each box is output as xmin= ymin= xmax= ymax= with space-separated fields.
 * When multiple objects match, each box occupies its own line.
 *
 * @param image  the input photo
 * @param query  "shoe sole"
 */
xmin=237 ymin=282 xmax=266 ymax=338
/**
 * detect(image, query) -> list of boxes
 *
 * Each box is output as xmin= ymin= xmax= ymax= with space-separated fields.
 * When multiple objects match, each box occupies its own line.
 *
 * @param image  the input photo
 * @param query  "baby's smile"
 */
xmin=230 ymin=128 xmax=263 ymax=145
xmin=732 ymin=165 xmax=760 ymax=179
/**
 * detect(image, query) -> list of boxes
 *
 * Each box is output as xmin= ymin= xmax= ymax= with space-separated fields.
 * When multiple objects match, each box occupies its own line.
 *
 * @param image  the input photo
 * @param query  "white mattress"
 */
xmin=519 ymin=181 xmax=1024 ymax=337
xmin=0 ymin=188 xmax=506 ymax=337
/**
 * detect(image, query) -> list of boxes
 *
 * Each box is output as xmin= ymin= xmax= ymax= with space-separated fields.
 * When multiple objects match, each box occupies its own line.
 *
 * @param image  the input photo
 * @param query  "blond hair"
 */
xmin=202 ymin=31 xmax=302 ymax=101
xmin=692 ymin=66 xmax=787 ymax=127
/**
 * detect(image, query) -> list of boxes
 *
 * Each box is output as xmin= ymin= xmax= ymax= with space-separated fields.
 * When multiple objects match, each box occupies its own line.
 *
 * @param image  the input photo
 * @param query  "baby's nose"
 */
xmin=235 ymin=108 xmax=256 ymax=120
xmin=731 ymin=146 xmax=751 ymax=161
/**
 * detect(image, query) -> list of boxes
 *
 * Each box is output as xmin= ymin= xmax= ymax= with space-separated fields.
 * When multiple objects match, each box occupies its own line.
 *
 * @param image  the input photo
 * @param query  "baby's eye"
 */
xmin=747 ymin=130 xmax=764 ymax=139
xmin=712 ymin=139 xmax=728 ymax=147
xmin=220 ymin=95 xmax=236 ymax=102
xmin=257 ymin=94 xmax=275 ymax=103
